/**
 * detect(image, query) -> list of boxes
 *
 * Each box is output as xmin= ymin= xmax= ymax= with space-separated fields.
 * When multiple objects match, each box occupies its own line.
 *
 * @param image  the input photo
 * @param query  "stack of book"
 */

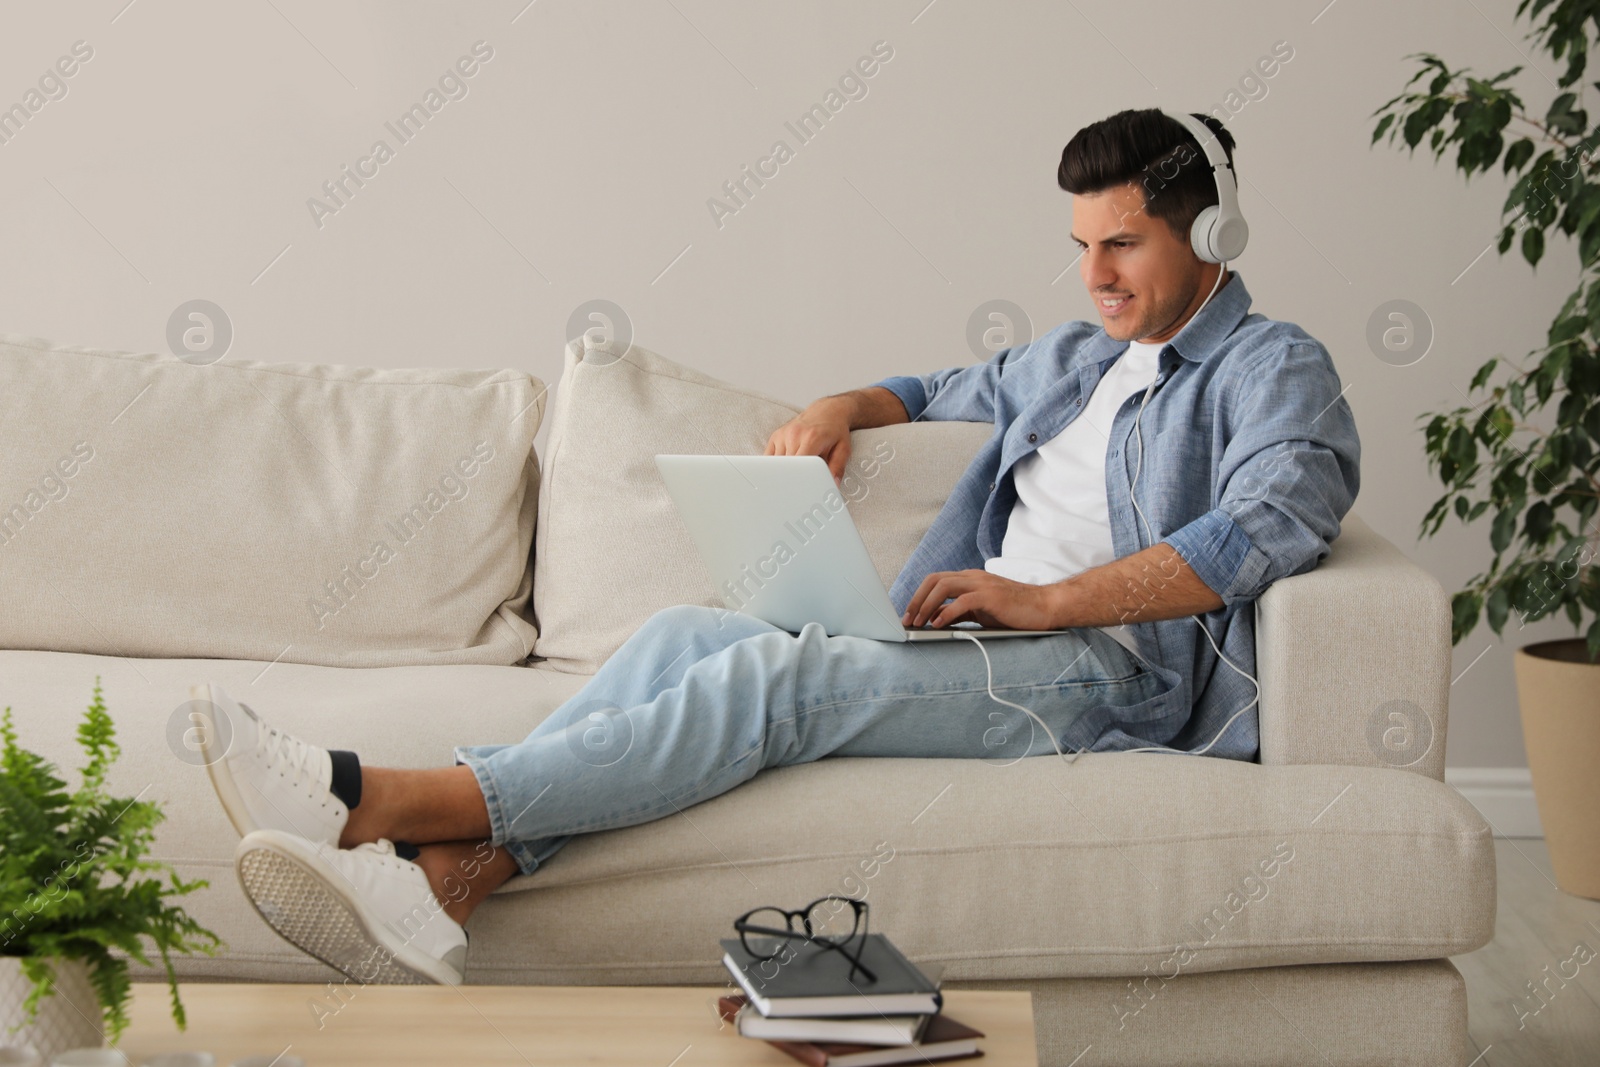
xmin=719 ymin=933 xmax=985 ymax=1066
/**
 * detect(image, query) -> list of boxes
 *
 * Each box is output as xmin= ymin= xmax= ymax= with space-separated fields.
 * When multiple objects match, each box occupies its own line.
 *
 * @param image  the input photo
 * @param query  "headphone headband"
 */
xmin=1157 ymin=109 xmax=1248 ymax=263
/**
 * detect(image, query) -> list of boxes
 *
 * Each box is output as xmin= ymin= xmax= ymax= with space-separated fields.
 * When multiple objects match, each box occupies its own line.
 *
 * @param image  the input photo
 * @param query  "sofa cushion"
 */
xmin=532 ymin=335 xmax=994 ymax=673
xmin=0 ymin=649 xmax=1494 ymax=986
xmin=0 ymin=335 xmax=545 ymax=667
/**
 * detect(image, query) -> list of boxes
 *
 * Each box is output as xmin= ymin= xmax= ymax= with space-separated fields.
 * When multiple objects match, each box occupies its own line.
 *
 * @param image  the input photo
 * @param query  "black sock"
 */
xmin=392 ymin=840 xmax=421 ymax=861
xmin=328 ymin=749 xmax=362 ymax=809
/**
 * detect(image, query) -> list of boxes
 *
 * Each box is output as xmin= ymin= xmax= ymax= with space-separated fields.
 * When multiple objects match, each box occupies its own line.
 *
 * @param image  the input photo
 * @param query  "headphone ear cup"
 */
xmin=1212 ymin=214 xmax=1249 ymax=261
xmin=1189 ymin=205 xmax=1222 ymax=263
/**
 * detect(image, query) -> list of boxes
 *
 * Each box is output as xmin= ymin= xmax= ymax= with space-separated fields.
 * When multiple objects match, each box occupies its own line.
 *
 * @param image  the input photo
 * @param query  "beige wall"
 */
xmin=0 ymin=1 xmax=1575 ymax=768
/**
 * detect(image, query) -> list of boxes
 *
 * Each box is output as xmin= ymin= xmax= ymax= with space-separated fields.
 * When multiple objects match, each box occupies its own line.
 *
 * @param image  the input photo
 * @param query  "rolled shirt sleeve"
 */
xmin=870 ymin=375 xmax=935 ymax=423
xmin=870 ymin=343 xmax=1027 ymax=424
xmin=1161 ymin=340 xmax=1361 ymax=607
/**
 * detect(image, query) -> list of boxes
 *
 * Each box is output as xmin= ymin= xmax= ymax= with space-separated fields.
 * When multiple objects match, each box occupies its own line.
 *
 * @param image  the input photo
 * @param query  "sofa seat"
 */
xmin=0 ymin=648 xmax=1495 ymax=987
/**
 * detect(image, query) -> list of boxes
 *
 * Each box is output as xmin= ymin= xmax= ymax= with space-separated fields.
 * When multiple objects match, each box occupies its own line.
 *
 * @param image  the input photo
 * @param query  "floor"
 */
xmin=1449 ymin=837 xmax=1600 ymax=1065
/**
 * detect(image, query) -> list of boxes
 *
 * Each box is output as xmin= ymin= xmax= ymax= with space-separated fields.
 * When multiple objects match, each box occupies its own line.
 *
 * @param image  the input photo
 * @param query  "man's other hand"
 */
xmin=903 ymin=570 xmax=1064 ymax=631
xmin=765 ymin=398 xmax=853 ymax=483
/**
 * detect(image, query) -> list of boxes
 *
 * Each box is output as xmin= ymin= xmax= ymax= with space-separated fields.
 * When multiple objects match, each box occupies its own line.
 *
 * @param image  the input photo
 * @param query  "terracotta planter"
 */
xmin=1514 ymin=638 xmax=1600 ymax=900
xmin=0 ymin=956 xmax=104 ymax=1061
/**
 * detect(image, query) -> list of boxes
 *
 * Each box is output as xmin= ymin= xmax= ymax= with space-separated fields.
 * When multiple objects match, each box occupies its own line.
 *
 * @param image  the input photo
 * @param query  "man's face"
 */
xmin=1070 ymin=182 xmax=1216 ymax=344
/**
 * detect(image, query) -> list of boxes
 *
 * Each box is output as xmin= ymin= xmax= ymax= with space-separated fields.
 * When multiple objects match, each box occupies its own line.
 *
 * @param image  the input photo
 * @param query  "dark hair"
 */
xmin=1057 ymin=108 xmax=1237 ymax=243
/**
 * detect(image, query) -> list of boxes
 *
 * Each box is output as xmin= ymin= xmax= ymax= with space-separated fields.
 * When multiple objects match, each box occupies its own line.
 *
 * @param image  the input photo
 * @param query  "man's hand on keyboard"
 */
xmin=902 ymin=570 xmax=1064 ymax=631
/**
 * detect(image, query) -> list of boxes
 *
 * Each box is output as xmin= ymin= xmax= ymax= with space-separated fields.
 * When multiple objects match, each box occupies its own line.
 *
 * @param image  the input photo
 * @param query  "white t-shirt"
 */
xmin=984 ymin=339 xmax=1164 ymax=660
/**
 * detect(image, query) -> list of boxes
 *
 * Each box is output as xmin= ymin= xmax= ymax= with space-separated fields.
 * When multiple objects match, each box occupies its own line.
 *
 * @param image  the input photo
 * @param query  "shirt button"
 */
xmin=988 ymin=482 xmax=996 ymax=492
xmin=1027 ymin=432 xmax=1037 ymax=443
xmin=1074 ymin=399 xmax=1082 ymax=407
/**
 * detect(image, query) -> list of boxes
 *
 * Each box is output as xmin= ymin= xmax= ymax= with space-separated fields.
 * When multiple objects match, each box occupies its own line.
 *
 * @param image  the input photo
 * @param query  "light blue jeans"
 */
xmin=454 ymin=605 xmax=1168 ymax=875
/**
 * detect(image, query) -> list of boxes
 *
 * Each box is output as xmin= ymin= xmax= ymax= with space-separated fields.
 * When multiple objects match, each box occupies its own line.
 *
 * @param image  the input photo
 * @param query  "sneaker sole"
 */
xmin=235 ymin=834 xmax=461 ymax=986
xmin=193 ymin=682 xmax=262 ymax=841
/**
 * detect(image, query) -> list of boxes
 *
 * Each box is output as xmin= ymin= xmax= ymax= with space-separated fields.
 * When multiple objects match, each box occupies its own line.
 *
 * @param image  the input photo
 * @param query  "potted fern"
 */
xmin=1 ymin=678 xmax=221 ymax=1060
xmin=1372 ymin=0 xmax=1600 ymax=899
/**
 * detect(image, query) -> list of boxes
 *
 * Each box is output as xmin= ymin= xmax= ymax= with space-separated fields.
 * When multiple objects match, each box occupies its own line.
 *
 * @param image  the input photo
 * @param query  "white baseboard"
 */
xmin=1445 ymin=768 xmax=1544 ymax=838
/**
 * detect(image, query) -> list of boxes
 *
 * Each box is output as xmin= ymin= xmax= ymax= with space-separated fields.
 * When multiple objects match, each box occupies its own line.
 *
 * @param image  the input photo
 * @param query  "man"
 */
xmin=198 ymin=108 xmax=1360 ymax=985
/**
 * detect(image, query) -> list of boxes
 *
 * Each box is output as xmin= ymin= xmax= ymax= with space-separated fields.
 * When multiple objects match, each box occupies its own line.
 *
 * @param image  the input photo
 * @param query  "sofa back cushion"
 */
xmin=532 ymin=336 xmax=993 ymax=674
xmin=0 ymin=335 xmax=546 ymax=668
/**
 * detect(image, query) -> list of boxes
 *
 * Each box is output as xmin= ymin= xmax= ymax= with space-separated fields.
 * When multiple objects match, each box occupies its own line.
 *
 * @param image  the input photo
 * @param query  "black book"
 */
xmin=720 ymin=934 xmax=943 ymax=1017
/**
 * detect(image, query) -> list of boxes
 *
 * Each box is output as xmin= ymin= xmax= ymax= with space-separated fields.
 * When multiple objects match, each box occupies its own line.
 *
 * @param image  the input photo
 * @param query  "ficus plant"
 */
xmin=1371 ymin=0 xmax=1600 ymax=662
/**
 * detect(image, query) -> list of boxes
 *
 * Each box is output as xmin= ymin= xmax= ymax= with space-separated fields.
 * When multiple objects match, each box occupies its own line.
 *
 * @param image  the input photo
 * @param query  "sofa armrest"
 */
xmin=1254 ymin=511 xmax=1451 ymax=780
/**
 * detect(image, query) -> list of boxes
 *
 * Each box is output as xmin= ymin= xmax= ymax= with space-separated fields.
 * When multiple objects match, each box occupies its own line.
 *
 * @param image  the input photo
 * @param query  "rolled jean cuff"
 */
xmin=453 ymin=745 xmax=541 ymax=876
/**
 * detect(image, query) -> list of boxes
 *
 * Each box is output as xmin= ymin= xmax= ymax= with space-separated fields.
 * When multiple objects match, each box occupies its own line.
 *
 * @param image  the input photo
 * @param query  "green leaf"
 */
xmin=1487 ymin=584 xmax=1513 ymax=633
xmin=1402 ymin=54 xmax=1445 ymax=89
xmin=1469 ymin=357 xmax=1500 ymax=391
xmin=1451 ymin=589 xmax=1482 ymax=643
xmin=1372 ymin=113 xmax=1396 ymax=145
xmin=1491 ymin=406 xmax=1515 ymax=443
xmin=1588 ymin=281 xmax=1600 ymax=342
xmin=1529 ymin=363 xmax=1555 ymax=404
xmin=1503 ymin=138 xmax=1536 ymax=173
xmin=1559 ymin=390 xmax=1587 ymax=427
xmin=1550 ymin=314 xmax=1587 ymax=344
xmin=1492 ymin=506 xmax=1519 ymax=553
xmin=1492 ymin=95 xmax=1514 ymax=130
xmin=1571 ymin=349 xmax=1600 ymax=394
xmin=1434 ymin=491 xmax=1456 ymax=530
xmin=1404 ymin=106 xmax=1435 ymax=149
xmin=1453 ymin=424 xmax=1480 ymax=468
xmin=1547 ymin=92 xmax=1589 ymax=135
xmin=1523 ymin=225 xmax=1545 ymax=267
xmin=1581 ymin=216 xmax=1600 ymax=266
xmin=1374 ymin=86 xmax=1414 ymax=113
xmin=1525 ymin=499 xmax=1556 ymax=542
xmin=1572 ymin=184 xmax=1600 ymax=234
xmin=1513 ymin=571 xmax=1545 ymax=615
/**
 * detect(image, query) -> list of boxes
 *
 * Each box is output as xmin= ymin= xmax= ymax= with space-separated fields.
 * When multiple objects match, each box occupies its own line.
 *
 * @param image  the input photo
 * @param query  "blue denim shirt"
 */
xmin=870 ymin=271 xmax=1360 ymax=761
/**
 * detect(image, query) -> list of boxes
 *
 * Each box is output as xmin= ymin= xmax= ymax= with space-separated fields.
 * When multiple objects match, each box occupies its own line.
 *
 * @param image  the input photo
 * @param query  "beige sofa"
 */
xmin=0 ymin=332 xmax=1495 ymax=1066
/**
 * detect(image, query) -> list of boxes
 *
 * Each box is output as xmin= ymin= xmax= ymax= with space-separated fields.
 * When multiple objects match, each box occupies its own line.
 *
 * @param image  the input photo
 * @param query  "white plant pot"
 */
xmin=0 ymin=957 xmax=105 ymax=1062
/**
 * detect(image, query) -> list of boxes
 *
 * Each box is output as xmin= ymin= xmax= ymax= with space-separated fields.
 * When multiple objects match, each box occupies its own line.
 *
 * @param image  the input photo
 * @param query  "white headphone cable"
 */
xmin=954 ymin=629 xmax=1074 ymax=763
xmin=1122 ymin=260 xmax=1262 ymax=757
xmin=955 ymin=259 xmax=1260 ymax=764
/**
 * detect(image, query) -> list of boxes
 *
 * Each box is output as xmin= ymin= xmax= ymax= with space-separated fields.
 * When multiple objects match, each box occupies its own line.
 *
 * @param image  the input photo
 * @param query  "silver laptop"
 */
xmin=654 ymin=454 xmax=1070 ymax=642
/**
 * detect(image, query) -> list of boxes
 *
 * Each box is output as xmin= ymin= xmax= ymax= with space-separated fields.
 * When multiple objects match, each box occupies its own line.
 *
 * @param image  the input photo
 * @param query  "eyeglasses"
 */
xmin=733 ymin=895 xmax=877 ymax=984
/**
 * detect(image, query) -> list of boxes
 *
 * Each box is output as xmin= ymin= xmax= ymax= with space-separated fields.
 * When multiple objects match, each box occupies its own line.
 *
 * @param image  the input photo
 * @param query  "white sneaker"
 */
xmin=192 ymin=682 xmax=349 ymax=847
xmin=235 ymin=829 xmax=468 ymax=986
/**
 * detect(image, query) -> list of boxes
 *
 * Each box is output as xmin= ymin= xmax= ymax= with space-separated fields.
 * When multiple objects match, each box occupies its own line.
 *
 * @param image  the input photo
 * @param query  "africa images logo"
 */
xmin=706 ymin=40 xmax=894 ymax=229
xmin=306 ymin=41 xmax=495 ymax=230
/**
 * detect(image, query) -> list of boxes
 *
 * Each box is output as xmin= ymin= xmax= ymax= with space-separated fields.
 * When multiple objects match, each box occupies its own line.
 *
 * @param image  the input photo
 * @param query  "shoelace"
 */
xmin=255 ymin=717 xmax=323 ymax=792
xmin=343 ymin=839 xmax=420 ymax=877
xmin=336 ymin=839 xmax=464 ymax=945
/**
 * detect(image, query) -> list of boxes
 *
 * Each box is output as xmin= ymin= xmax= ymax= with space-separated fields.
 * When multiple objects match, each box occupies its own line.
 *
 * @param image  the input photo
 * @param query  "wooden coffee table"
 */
xmin=117 ymin=982 xmax=1035 ymax=1065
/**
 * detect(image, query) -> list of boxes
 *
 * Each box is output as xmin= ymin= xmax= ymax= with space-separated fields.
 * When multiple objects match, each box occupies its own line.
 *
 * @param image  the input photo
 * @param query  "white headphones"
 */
xmin=1158 ymin=109 xmax=1249 ymax=264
